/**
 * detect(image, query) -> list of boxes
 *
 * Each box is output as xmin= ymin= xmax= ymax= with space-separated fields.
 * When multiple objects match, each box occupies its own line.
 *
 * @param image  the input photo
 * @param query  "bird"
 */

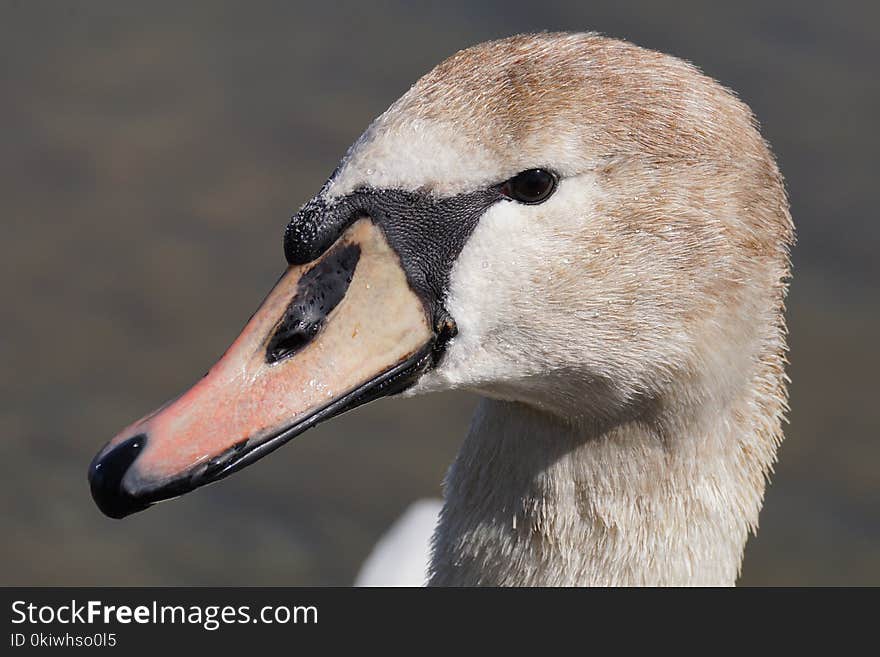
xmin=354 ymin=499 xmax=444 ymax=587
xmin=88 ymin=32 xmax=794 ymax=586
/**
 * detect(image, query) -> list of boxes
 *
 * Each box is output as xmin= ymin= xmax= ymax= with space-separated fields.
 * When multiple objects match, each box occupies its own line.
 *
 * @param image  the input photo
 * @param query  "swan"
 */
xmin=88 ymin=32 xmax=793 ymax=586
xmin=355 ymin=499 xmax=444 ymax=587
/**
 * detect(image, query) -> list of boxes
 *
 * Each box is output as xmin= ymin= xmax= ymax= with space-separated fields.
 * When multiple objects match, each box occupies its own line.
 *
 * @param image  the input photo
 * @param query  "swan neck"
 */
xmin=430 ymin=388 xmax=779 ymax=586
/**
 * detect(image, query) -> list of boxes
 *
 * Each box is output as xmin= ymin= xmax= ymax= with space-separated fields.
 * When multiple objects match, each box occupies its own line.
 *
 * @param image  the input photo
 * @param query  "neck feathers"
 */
xmin=429 ymin=345 xmax=786 ymax=586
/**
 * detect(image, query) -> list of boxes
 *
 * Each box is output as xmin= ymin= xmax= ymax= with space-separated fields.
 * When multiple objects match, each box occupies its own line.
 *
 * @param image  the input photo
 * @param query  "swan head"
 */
xmin=89 ymin=33 xmax=792 ymax=518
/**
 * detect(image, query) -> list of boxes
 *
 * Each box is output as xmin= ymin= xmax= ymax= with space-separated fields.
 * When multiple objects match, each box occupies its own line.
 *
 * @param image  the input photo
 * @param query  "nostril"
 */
xmin=88 ymin=434 xmax=149 ymax=519
xmin=266 ymin=241 xmax=361 ymax=364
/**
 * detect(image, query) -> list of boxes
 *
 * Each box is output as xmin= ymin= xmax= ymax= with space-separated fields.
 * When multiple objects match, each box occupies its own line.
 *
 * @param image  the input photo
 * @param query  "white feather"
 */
xmin=354 ymin=500 xmax=442 ymax=587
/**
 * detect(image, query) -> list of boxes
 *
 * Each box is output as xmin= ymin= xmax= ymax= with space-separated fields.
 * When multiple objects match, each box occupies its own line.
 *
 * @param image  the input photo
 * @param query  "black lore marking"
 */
xmin=284 ymin=185 xmax=502 ymax=364
xmin=266 ymin=242 xmax=361 ymax=364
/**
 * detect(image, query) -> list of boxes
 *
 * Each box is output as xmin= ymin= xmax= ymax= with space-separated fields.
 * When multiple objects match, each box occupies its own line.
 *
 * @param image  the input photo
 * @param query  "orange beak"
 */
xmin=88 ymin=219 xmax=435 ymax=518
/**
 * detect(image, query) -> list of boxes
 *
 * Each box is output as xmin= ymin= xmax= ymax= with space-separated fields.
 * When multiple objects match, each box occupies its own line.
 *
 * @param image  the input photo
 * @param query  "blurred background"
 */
xmin=1 ymin=0 xmax=877 ymax=585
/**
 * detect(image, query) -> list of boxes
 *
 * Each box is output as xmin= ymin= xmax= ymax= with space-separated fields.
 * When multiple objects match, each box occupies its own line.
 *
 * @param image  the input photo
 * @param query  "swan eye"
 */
xmin=500 ymin=168 xmax=557 ymax=204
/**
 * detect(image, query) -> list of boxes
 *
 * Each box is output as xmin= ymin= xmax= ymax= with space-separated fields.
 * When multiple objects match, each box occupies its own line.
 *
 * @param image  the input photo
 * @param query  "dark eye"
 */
xmin=500 ymin=168 xmax=557 ymax=204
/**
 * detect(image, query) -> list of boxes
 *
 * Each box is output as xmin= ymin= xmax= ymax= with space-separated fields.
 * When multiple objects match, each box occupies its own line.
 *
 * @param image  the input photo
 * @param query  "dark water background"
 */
xmin=1 ymin=0 xmax=877 ymax=585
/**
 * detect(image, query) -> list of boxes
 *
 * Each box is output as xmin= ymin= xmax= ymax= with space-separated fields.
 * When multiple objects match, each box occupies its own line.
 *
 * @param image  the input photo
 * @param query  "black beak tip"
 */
xmin=88 ymin=434 xmax=150 ymax=519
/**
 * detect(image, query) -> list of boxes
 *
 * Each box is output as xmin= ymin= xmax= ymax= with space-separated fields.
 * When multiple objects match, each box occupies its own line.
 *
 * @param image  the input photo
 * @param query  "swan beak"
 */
xmin=89 ymin=219 xmax=435 ymax=518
